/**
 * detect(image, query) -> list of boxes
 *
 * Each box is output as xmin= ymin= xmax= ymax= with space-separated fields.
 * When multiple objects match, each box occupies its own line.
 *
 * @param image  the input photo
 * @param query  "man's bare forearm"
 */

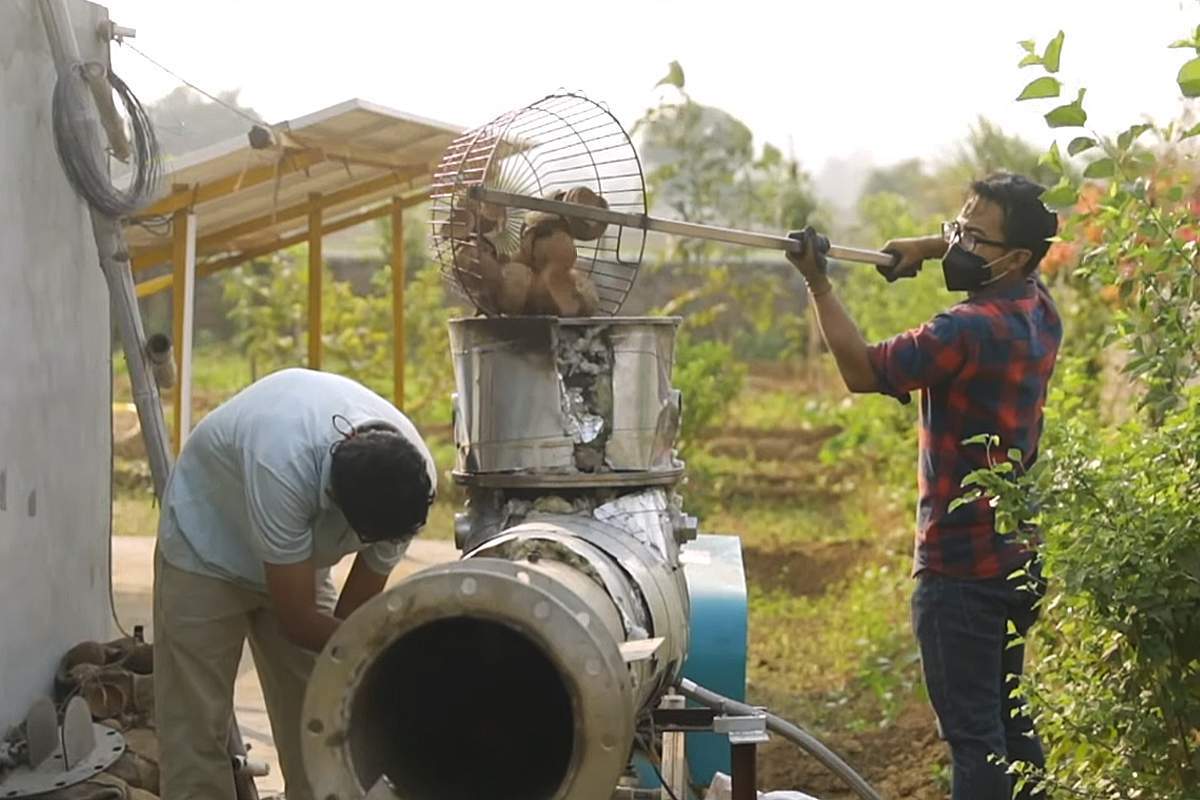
xmin=287 ymin=611 xmax=340 ymax=653
xmin=264 ymin=560 xmax=342 ymax=653
xmin=806 ymin=277 xmax=878 ymax=393
xmin=335 ymin=554 xmax=389 ymax=620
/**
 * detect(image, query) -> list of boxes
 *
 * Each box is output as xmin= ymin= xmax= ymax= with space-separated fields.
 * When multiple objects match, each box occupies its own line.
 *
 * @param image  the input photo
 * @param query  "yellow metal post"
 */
xmin=308 ymin=192 xmax=323 ymax=370
xmin=171 ymin=205 xmax=197 ymax=454
xmin=391 ymin=196 xmax=406 ymax=409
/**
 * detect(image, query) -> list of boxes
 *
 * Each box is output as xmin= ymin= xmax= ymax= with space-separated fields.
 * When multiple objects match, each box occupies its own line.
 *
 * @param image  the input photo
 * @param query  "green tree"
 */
xmin=633 ymin=61 xmax=823 ymax=374
xmin=859 ymin=117 xmax=1056 ymax=223
xmin=635 ymin=64 xmax=825 ymax=264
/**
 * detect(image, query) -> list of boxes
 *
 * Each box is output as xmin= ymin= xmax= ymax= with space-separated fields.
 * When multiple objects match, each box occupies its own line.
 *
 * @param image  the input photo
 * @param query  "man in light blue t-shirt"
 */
xmin=153 ymin=368 xmax=437 ymax=800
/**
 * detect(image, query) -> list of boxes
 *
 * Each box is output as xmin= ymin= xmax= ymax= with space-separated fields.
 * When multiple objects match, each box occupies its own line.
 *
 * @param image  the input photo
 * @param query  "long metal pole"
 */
xmin=37 ymin=0 xmax=172 ymax=496
xmin=37 ymin=4 xmax=258 ymax=799
xmin=171 ymin=205 xmax=196 ymax=454
xmin=307 ymin=192 xmax=324 ymax=370
xmin=472 ymin=187 xmax=898 ymax=267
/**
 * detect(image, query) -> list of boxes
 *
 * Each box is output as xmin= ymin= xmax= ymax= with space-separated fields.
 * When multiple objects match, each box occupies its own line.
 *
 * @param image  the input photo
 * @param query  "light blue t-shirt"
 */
xmin=157 ymin=368 xmax=438 ymax=590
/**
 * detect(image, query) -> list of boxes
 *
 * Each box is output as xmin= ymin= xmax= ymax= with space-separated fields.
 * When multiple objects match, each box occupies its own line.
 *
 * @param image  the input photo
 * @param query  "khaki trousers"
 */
xmin=153 ymin=550 xmax=336 ymax=800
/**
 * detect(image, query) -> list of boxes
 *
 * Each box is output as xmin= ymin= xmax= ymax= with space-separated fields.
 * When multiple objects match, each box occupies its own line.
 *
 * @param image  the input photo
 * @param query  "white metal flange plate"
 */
xmin=0 ymin=725 xmax=126 ymax=798
xmin=302 ymin=559 xmax=635 ymax=800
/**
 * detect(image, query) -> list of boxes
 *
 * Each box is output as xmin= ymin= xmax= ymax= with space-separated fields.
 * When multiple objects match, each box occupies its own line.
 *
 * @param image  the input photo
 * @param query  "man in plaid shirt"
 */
xmin=787 ymin=173 xmax=1061 ymax=800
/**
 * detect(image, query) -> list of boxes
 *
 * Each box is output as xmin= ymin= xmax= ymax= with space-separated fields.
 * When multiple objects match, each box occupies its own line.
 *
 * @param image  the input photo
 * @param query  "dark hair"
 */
xmin=330 ymin=426 xmax=434 ymax=543
xmin=970 ymin=172 xmax=1059 ymax=274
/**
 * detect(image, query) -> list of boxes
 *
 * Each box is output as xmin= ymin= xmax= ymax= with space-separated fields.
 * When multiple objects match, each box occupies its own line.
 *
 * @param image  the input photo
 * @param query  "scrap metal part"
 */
xmin=0 ymin=697 xmax=127 ymax=798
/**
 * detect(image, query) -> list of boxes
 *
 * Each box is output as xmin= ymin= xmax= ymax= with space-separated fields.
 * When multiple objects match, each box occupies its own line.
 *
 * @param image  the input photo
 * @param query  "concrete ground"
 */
xmin=110 ymin=535 xmax=459 ymax=796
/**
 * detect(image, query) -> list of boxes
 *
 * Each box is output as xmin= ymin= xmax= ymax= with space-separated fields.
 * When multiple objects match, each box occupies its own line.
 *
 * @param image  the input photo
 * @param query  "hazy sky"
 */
xmin=104 ymin=0 xmax=1198 ymax=172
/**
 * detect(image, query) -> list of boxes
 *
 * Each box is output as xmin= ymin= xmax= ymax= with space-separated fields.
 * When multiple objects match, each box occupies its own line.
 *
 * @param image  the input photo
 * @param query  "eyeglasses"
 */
xmin=942 ymin=220 xmax=1008 ymax=253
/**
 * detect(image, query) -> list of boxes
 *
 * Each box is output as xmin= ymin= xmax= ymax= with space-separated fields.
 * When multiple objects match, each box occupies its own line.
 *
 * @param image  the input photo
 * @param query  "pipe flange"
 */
xmin=467 ymin=529 xmax=649 ymax=637
xmin=509 ymin=518 xmax=692 ymax=686
xmin=302 ymin=559 xmax=635 ymax=800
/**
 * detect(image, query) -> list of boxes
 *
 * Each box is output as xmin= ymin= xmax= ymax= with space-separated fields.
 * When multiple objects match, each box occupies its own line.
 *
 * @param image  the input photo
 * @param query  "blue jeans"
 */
xmin=912 ymin=564 xmax=1046 ymax=800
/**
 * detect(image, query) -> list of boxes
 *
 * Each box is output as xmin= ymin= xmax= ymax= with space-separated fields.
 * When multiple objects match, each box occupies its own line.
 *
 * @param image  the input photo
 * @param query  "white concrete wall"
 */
xmin=0 ymin=0 xmax=113 ymax=729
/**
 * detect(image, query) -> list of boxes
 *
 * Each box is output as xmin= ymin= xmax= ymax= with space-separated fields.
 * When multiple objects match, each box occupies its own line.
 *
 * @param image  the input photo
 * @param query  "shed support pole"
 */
xmin=391 ymin=196 xmax=406 ymax=410
xmin=171 ymin=206 xmax=196 ymax=454
xmin=308 ymin=192 xmax=323 ymax=370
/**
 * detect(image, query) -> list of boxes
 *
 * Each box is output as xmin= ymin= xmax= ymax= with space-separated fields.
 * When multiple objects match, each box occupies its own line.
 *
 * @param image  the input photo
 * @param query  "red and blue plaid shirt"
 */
xmin=866 ymin=278 xmax=1061 ymax=579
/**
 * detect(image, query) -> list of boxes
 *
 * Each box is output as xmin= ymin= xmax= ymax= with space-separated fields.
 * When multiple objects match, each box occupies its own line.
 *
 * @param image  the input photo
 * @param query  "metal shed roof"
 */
xmin=125 ymin=98 xmax=463 ymax=285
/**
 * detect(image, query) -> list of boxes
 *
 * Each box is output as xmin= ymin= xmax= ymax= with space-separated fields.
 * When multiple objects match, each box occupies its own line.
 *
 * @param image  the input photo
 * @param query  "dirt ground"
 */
xmin=758 ymin=701 xmax=946 ymax=800
xmin=745 ymin=534 xmax=948 ymax=799
xmin=741 ymin=540 xmax=874 ymax=597
xmin=705 ymin=379 xmax=949 ymax=799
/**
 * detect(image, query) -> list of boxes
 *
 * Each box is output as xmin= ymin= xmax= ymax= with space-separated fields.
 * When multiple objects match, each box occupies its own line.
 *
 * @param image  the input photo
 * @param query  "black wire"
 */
xmin=121 ymin=41 xmax=263 ymax=128
xmin=635 ymin=735 xmax=684 ymax=800
xmin=107 ymin=346 xmax=131 ymax=639
xmin=52 ymin=63 xmax=161 ymax=218
xmin=131 ymin=214 xmax=173 ymax=237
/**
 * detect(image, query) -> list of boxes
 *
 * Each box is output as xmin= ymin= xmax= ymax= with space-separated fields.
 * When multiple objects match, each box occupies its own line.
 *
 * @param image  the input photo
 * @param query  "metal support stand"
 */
xmin=716 ymin=713 xmax=768 ymax=800
xmin=730 ymin=744 xmax=759 ymax=800
xmin=652 ymin=701 xmax=770 ymax=800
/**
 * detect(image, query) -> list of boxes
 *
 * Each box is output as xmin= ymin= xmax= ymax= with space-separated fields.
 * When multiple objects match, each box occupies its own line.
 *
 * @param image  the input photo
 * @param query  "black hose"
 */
xmin=677 ymin=678 xmax=884 ymax=800
xmin=51 ymin=63 xmax=161 ymax=218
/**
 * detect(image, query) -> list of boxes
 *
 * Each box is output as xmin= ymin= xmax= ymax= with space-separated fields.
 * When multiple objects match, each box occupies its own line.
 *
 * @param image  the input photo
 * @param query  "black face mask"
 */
xmin=941 ymin=243 xmax=1012 ymax=292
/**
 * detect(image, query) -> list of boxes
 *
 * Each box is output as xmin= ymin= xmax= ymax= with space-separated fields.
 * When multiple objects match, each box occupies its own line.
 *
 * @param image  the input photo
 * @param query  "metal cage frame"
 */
xmin=430 ymin=92 xmax=648 ymax=316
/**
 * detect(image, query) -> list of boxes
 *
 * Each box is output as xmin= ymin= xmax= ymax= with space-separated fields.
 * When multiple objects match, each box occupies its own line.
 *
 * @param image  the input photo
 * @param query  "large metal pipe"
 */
xmin=302 ymin=514 xmax=690 ymax=800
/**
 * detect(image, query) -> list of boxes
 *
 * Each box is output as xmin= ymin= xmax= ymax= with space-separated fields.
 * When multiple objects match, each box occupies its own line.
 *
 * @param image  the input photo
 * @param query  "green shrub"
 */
xmin=954 ymin=31 xmax=1200 ymax=798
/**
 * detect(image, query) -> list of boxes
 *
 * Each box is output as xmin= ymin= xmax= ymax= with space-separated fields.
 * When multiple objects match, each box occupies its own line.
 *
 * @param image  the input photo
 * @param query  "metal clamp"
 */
xmin=713 ymin=713 xmax=770 ymax=746
xmin=649 ymin=702 xmax=769 ymax=800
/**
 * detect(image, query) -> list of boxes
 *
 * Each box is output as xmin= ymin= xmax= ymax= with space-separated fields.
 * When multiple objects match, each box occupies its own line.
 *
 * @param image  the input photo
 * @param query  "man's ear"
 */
xmin=1012 ymin=247 xmax=1035 ymax=275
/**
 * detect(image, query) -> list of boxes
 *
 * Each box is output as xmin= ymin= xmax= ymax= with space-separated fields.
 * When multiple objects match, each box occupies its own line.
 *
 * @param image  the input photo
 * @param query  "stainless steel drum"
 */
xmin=448 ymin=316 xmax=682 ymax=480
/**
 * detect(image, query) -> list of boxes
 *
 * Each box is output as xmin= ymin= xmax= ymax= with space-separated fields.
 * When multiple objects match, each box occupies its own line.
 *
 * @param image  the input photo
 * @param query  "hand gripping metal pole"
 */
xmin=37 ymin=4 xmax=259 ymax=798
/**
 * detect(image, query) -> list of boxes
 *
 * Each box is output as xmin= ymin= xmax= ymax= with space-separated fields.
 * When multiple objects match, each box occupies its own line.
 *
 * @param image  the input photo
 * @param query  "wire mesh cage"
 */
xmin=430 ymin=92 xmax=648 ymax=316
